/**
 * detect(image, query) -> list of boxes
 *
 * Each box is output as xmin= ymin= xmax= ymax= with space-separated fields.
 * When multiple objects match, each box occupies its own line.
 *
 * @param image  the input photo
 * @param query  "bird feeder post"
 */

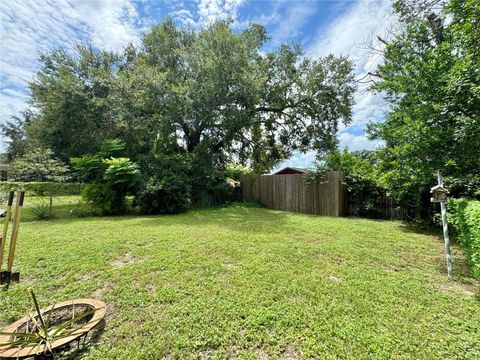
xmin=431 ymin=170 xmax=452 ymax=277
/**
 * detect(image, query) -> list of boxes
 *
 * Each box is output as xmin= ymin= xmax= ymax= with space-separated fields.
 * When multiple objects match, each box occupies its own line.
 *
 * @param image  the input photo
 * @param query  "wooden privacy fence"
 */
xmin=240 ymin=171 xmax=347 ymax=216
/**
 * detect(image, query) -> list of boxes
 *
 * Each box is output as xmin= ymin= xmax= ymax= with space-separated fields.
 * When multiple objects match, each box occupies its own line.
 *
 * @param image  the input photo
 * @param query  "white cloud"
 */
xmin=308 ymin=0 xmax=393 ymax=148
xmin=70 ymin=0 xmax=140 ymax=51
xmin=171 ymin=9 xmax=198 ymax=28
xmin=0 ymin=0 xmax=142 ymax=151
xmin=270 ymin=1 xmax=314 ymax=43
xmin=275 ymin=0 xmax=393 ymax=170
xmin=0 ymin=89 xmax=29 ymax=119
xmin=271 ymin=150 xmax=316 ymax=174
xmin=197 ymin=0 xmax=245 ymax=25
xmin=338 ymin=131 xmax=384 ymax=152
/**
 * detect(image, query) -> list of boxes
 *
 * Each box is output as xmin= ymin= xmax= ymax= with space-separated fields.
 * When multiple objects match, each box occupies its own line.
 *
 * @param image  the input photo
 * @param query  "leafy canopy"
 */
xmin=16 ymin=19 xmax=355 ymax=175
xmin=368 ymin=0 xmax=480 ymax=207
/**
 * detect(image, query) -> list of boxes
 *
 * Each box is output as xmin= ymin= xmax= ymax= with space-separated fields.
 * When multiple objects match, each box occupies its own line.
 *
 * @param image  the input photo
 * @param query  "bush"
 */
xmin=225 ymin=163 xmax=252 ymax=181
xmin=309 ymin=150 xmax=390 ymax=218
xmin=448 ymin=198 xmax=480 ymax=278
xmin=31 ymin=201 xmax=52 ymax=220
xmin=71 ymin=141 xmax=141 ymax=215
xmin=12 ymin=148 xmax=69 ymax=182
xmin=135 ymin=154 xmax=191 ymax=214
xmin=81 ymin=183 xmax=118 ymax=214
xmin=73 ymin=158 xmax=140 ymax=215
xmin=0 ymin=182 xmax=84 ymax=196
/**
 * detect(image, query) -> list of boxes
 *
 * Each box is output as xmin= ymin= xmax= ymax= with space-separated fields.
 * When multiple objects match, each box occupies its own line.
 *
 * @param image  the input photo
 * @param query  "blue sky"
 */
xmin=0 ymin=0 xmax=394 ymax=169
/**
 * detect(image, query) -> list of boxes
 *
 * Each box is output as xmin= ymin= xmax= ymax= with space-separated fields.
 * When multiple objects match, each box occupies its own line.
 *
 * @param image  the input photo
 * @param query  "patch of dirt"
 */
xmin=16 ymin=305 xmax=94 ymax=333
xmin=110 ymin=252 xmax=137 ymax=267
xmin=91 ymin=282 xmax=113 ymax=303
xmin=226 ymin=345 xmax=238 ymax=359
xmin=432 ymin=282 xmax=478 ymax=298
xmin=256 ymin=348 xmax=270 ymax=360
xmin=147 ymin=284 xmax=156 ymax=296
xmin=282 ymin=346 xmax=302 ymax=360
xmin=91 ymin=288 xmax=104 ymax=299
xmin=104 ymin=304 xmax=115 ymax=318
xmin=78 ymin=271 xmax=98 ymax=281
xmin=224 ymin=263 xmax=238 ymax=271
xmin=199 ymin=350 xmax=214 ymax=359
xmin=327 ymin=274 xmax=343 ymax=283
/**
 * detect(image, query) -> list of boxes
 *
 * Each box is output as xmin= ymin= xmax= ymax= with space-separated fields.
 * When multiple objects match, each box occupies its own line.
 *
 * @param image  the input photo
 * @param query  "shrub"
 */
xmin=71 ymin=141 xmax=141 ymax=215
xmin=135 ymin=154 xmax=191 ymax=214
xmin=76 ymin=159 xmax=140 ymax=215
xmin=31 ymin=201 xmax=52 ymax=220
xmin=0 ymin=182 xmax=84 ymax=196
xmin=225 ymin=163 xmax=252 ymax=181
xmin=12 ymin=148 xmax=69 ymax=182
xmin=81 ymin=183 xmax=117 ymax=214
xmin=309 ymin=150 xmax=389 ymax=218
xmin=448 ymin=198 xmax=480 ymax=278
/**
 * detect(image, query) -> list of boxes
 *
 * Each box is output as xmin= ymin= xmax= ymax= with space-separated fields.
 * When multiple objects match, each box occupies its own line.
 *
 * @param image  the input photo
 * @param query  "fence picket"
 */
xmin=240 ymin=172 xmax=347 ymax=216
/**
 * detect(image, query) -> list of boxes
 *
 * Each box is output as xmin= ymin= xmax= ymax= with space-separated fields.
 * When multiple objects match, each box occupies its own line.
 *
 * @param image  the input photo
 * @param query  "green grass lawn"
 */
xmin=1 ymin=205 xmax=479 ymax=359
xmin=18 ymin=195 xmax=94 ymax=222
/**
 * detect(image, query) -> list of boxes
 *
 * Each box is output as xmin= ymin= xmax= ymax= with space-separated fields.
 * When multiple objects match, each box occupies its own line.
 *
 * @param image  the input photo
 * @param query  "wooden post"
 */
xmin=7 ymin=191 xmax=24 ymax=272
xmin=437 ymin=171 xmax=453 ymax=277
xmin=0 ymin=191 xmax=14 ymax=270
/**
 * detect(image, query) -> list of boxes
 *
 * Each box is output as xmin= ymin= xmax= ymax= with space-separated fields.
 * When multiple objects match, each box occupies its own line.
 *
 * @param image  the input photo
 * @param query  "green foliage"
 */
xmin=72 ymin=141 xmax=141 ymax=215
xmin=27 ymin=45 xmax=120 ymax=161
xmin=81 ymin=183 xmax=118 ymax=215
xmin=12 ymin=148 xmax=69 ymax=182
xmin=135 ymin=154 xmax=192 ymax=214
xmin=369 ymin=0 xmax=480 ymax=211
xmin=17 ymin=19 xmax=355 ymax=176
xmin=0 ymin=111 xmax=31 ymax=161
xmin=309 ymin=150 xmax=386 ymax=217
xmin=99 ymin=139 xmax=126 ymax=158
xmin=448 ymin=198 xmax=480 ymax=278
xmin=30 ymin=201 xmax=52 ymax=220
xmin=70 ymin=156 xmax=105 ymax=182
xmin=0 ymin=182 xmax=84 ymax=196
xmin=225 ymin=163 xmax=252 ymax=181
xmin=11 ymin=195 xmax=92 ymax=222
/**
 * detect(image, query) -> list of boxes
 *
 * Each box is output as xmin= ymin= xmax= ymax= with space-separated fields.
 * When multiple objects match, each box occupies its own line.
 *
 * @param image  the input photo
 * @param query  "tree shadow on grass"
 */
xmin=38 ymin=203 xmax=292 ymax=237
xmin=398 ymin=220 xmax=442 ymax=237
xmin=399 ymin=221 xmax=479 ymax=299
xmin=137 ymin=203 xmax=293 ymax=236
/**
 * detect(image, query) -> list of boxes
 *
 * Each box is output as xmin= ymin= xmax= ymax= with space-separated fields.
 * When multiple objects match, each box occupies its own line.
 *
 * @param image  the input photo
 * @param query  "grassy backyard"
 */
xmin=1 ymin=204 xmax=479 ymax=359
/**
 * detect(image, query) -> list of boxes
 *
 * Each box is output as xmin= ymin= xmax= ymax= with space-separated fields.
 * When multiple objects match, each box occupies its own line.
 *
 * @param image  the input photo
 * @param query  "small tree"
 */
xmin=13 ymin=148 xmax=69 ymax=182
xmin=71 ymin=140 xmax=141 ymax=214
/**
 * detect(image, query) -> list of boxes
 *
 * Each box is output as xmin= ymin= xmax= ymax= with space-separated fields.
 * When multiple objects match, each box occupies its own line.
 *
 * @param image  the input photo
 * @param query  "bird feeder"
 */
xmin=430 ymin=184 xmax=449 ymax=203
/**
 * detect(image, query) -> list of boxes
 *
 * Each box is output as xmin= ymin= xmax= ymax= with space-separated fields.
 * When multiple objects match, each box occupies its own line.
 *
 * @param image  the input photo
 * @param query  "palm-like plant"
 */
xmin=0 ymin=288 xmax=96 ymax=356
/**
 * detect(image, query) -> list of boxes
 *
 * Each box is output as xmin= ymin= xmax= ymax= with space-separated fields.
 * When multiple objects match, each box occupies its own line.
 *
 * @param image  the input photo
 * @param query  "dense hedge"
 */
xmin=0 ymin=182 xmax=84 ymax=196
xmin=448 ymin=198 xmax=480 ymax=278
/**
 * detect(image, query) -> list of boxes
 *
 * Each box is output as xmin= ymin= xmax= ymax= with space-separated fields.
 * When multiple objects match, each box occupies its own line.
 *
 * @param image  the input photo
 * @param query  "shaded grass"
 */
xmin=1 ymin=205 xmax=479 ymax=359
xmin=15 ymin=195 xmax=93 ymax=222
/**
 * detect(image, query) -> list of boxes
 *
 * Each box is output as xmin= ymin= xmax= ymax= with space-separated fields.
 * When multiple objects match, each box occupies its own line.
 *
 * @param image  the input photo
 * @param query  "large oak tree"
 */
xmin=15 ymin=19 xmax=356 ymax=174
